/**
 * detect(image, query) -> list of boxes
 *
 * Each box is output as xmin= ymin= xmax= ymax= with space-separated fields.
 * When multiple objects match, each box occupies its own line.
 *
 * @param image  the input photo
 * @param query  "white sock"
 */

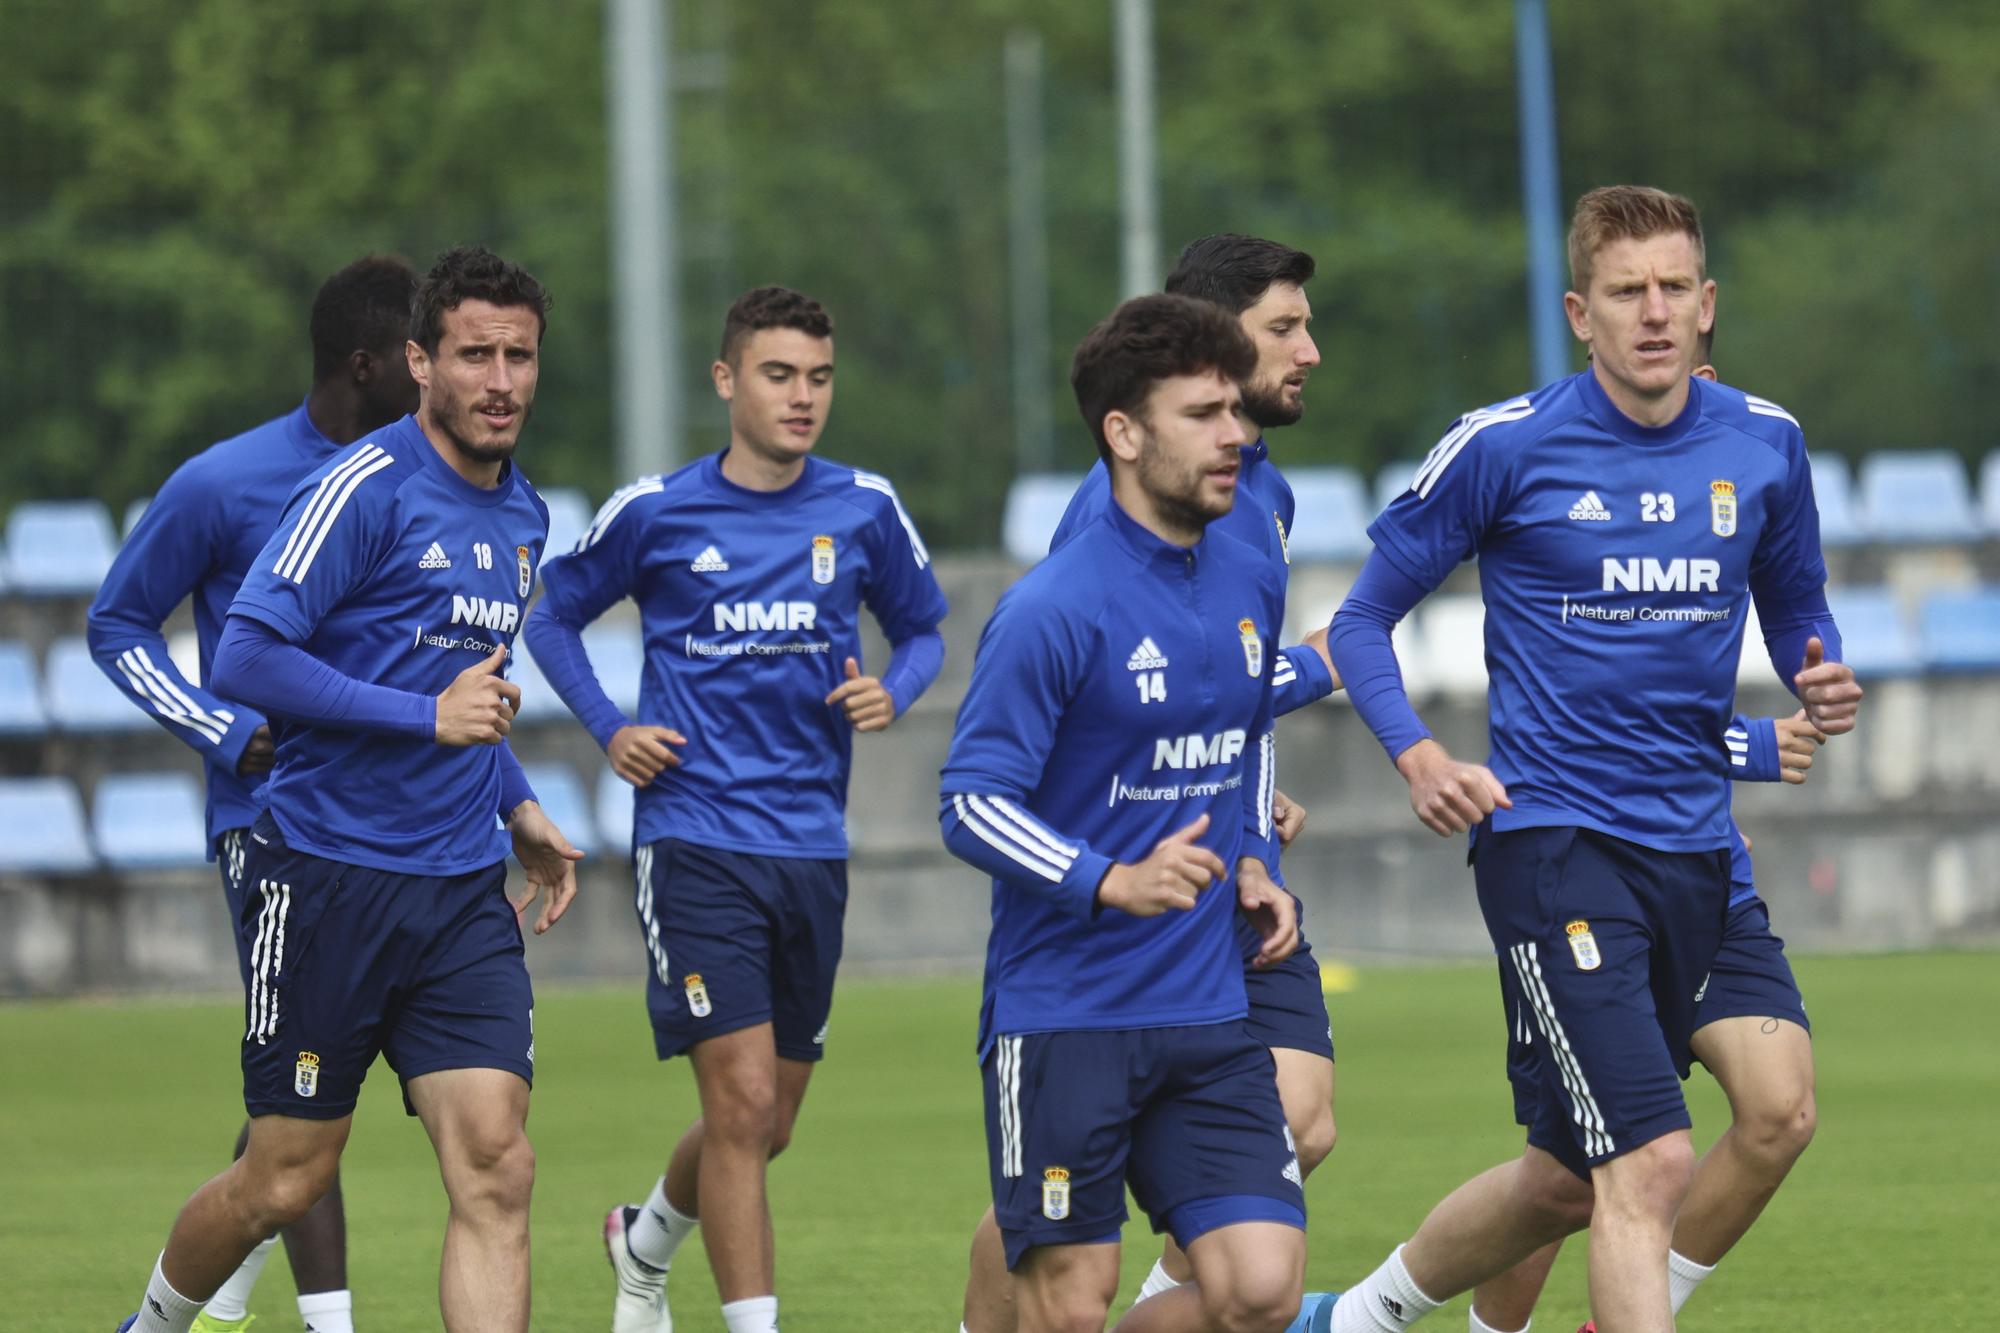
xmin=1667 ymin=1249 xmax=1715 ymax=1314
xmin=202 ymin=1236 xmax=275 ymax=1321
xmin=1469 ymin=1305 xmax=1527 ymax=1332
xmin=299 ymin=1287 xmax=355 ymax=1332
xmin=1135 ymin=1257 xmax=1184 ymax=1303
xmin=720 ymin=1294 xmax=779 ymax=1333
xmin=627 ymin=1176 xmax=700 ymax=1269
xmin=1332 ymin=1244 xmax=1441 ymax=1331
xmin=133 ymin=1254 xmax=202 ymax=1333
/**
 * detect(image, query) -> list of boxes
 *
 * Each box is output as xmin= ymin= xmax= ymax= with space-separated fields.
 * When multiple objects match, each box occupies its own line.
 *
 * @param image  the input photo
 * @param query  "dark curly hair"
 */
xmin=409 ymin=245 xmax=550 ymax=354
xmin=1070 ymin=294 xmax=1257 ymax=463
xmin=309 ymin=254 xmax=418 ymax=380
xmin=719 ymin=285 xmax=834 ymax=365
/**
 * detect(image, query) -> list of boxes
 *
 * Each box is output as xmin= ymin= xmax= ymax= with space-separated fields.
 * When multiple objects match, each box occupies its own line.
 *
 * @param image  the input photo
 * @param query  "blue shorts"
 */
xmin=235 ymin=812 xmax=534 ymax=1120
xmin=218 ymin=827 xmax=253 ymax=991
xmin=1693 ymin=896 xmax=1810 ymax=1034
xmin=635 ymin=839 xmax=847 ymax=1063
xmin=982 ymin=1022 xmax=1306 ymax=1269
xmin=1239 ymin=891 xmax=1335 ymax=1061
xmin=1476 ymin=825 xmax=1728 ymax=1177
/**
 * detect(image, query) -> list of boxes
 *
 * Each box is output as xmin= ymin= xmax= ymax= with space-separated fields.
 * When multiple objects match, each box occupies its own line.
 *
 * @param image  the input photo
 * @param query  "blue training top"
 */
xmin=524 ymin=450 xmax=949 ymax=860
xmin=226 ymin=415 xmax=550 ymax=875
xmin=87 ymin=401 xmax=344 ymax=851
xmin=940 ymin=499 xmax=1283 ymax=1054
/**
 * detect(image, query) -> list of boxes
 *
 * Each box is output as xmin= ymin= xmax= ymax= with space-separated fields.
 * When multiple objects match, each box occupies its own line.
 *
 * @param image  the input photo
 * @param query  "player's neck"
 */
xmin=305 ymin=383 xmax=379 ymax=447
xmin=1110 ymin=474 xmax=1202 ymax=549
xmin=1590 ymin=360 xmax=1690 ymax=429
xmin=719 ymin=437 xmax=806 ymax=492
xmin=416 ymin=411 xmax=505 ymax=489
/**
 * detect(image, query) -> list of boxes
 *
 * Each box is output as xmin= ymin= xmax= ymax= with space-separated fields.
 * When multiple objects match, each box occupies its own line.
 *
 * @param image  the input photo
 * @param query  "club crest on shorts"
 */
xmin=1565 ymin=920 xmax=1602 ymax=972
xmin=1709 ymin=479 xmax=1737 ymax=538
xmin=294 ymin=1051 xmax=321 ymax=1098
xmin=516 ymin=544 xmax=533 ymax=597
xmin=811 ymin=534 xmax=836 ymax=585
xmin=684 ymin=973 xmax=712 ymax=1018
xmin=1238 ymin=618 xmax=1262 ymax=677
xmin=1274 ymin=511 xmax=1291 ymax=566
xmin=1041 ymin=1166 xmax=1071 ymax=1220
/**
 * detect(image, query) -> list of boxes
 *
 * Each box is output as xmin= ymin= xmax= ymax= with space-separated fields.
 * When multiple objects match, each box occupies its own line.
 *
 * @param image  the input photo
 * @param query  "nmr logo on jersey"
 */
xmin=714 ymin=601 xmax=818 ymax=633
xmin=1152 ymin=729 xmax=1248 ymax=771
xmin=1600 ymin=557 xmax=1721 ymax=594
xmin=451 ymin=594 xmax=521 ymax=633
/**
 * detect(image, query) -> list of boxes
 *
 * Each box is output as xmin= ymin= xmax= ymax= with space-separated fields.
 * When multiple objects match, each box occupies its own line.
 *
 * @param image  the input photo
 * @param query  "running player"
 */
xmin=1318 ymin=186 xmax=1861 ymax=1333
xmin=961 ymin=233 xmax=1340 ymax=1333
xmin=521 ymin=285 xmax=948 ymax=1333
xmin=942 ymin=292 xmax=1305 ymax=1333
xmin=1465 ymin=328 xmax=1831 ymax=1333
xmin=118 ymin=246 xmax=582 ymax=1333
xmin=89 ymin=253 xmax=418 ymax=1333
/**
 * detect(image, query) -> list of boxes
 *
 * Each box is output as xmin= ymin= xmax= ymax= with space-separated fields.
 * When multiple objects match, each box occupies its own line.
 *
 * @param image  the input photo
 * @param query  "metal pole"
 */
xmin=1514 ymin=0 xmax=1569 ymax=388
xmin=1113 ymin=0 xmax=1158 ymax=298
xmin=606 ymin=0 xmax=678 ymax=478
xmin=1006 ymin=31 xmax=1054 ymax=474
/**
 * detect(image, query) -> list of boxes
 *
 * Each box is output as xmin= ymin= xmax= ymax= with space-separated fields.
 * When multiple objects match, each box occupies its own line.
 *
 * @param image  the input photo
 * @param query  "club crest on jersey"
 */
xmin=1274 ymin=512 xmax=1292 ymax=566
xmin=294 ymin=1051 xmax=321 ymax=1098
xmin=810 ymin=534 xmax=836 ymax=585
xmin=516 ymin=544 xmax=533 ymax=596
xmin=684 ymin=973 xmax=712 ymax=1018
xmin=1709 ymin=480 xmax=1737 ymax=538
xmin=1565 ymin=920 xmax=1602 ymax=972
xmin=1041 ymin=1167 xmax=1071 ymax=1220
xmin=1238 ymin=618 xmax=1262 ymax=677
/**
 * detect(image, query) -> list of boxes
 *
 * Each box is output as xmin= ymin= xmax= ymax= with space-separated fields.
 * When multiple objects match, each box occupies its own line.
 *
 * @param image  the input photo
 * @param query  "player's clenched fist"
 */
xmin=1775 ymin=708 xmax=1826 ymax=785
xmin=435 ymin=644 xmax=521 ymax=746
xmin=1395 ymin=737 xmax=1512 ymax=836
xmin=1794 ymin=636 xmax=1862 ymax=736
xmin=1097 ymin=812 xmax=1228 ymax=917
xmin=825 ymin=656 xmax=896 ymax=733
xmin=608 ymin=724 xmax=687 ymax=787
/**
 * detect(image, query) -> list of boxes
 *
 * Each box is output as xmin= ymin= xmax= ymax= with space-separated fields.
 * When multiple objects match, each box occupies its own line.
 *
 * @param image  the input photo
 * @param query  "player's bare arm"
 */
xmin=1394 ymin=737 xmax=1512 ymax=836
xmin=824 ymin=655 xmax=896 ymax=733
xmin=1298 ymin=624 xmax=1341 ymax=691
xmin=1236 ymin=856 xmax=1299 ymax=968
xmin=435 ymin=644 xmax=521 ymax=745
xmin=1794 ymin=635 xmax=1862 ymax=735
xmin=607 ymin=724 xmax=687 ymax=786
xmin=1096 ymin=812 xmax=1228 ymax=916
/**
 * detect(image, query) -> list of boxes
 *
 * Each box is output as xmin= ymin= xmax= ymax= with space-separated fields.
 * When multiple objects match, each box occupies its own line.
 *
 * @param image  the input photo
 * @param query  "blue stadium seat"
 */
xmin=521 ymin=763 xmax=598 ymax=854
xmin=1980 ymin=452 xmax=2000 ymax=537
xmin=1857 ymin=450 xmax=1981 ymax=544
xmin=581 ymin=623 xmax=645 ymax=714
xmin=1825 ymin=587 xmax=1922 ymax=679
xmin=1809 ymin=453 xmax=1866 ymax=547
xmin=539 ymin=486 xmax=593 ymax=566
xmin=0 ymin=777 xmax=96 ymax=873
xmin=92 ymin=772 xmax=209 ymax=870
xmin=597 ymin=765 xmax=635 ymax=853
xmin=1284 ymin=467 xmax=1373 ymax=561
xmin=1918 ymin=588 xmax=2000 ymax=674
xmin=1002 ymin=474 xmax=1086 ymax=566
xmin=1374 ymin=461 xmax=1420 ymax=518
xmin=4 ymin=500 xmax=120 ymax=595
xmin=43 ymin=637 xmax=153 ymax=732
xmin=0 ymin=640 xmax=48 ymax=736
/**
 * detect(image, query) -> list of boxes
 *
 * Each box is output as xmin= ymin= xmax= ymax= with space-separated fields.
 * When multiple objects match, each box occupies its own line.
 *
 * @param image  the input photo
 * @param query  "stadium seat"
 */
xmin=0 ymin=640 xmax=49 ymax=736
xmin=123 ymin=495 xmax=151 ymax=538
xmin=4 ymin=499 xmax=120 ymax=595
xmin=1825 ymin=587 xmax=1923 ymax=679
xmin=91 ymin=772 xmax=209 ymax=870
xmin=1002 ymin=473 xmax=1086 ymax=565
xmin=1374 ymin=461 xmax=1420 ymax=518
xmin=42 ymin=637 xmax=153 ymax=732
xmin=1414 ymin=594 xmax=1488 ymax=699
xmin=1980 ymin=452 xmax=2000 ymax=536
xmin=1857 ymin=450 xmax=1981 ymax=544
xmin=539 ymin=486 xmax=593 ymax=566
xmin=1809 ymin=453 xmax=1865 ymax=547
xmin=581 ymin=623 xmax=646 ymax=714
xmin=521 ymin=763 xmax=598 ymax=854
xmin=0 ymin=777 xmax=96 ymax=873
xmin=1284 ymin=467 xmax=1373 ymax=561
xmin=597 ymin=765 xmax=636 ymax=853
xmin=1918 ymin=588 xmax=2000 ymax=673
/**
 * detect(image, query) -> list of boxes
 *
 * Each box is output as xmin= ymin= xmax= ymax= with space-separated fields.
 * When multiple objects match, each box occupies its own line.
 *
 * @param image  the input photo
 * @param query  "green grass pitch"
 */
xmin=5 ymin=952 xmax=1996 ymax=1330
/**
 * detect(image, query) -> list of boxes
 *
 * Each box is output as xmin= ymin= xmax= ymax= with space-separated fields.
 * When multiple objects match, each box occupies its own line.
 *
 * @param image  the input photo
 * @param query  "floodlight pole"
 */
xmin=1514 ymin=0 xmax=1569 ymax=388
xmin=1114 ymin=0 xmax=1159 ymax=298
xmin=606 ymin=0 xmax=679 ymax=479
xmin=1006 ymin=31 xmax=1054 ymax=474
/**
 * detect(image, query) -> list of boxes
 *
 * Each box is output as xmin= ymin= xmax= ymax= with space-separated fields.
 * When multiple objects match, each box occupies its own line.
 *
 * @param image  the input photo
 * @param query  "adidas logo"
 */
xmin=1567 ymin=490 xmax=1612 ymax=521
xmin=1127 ymin=637 xmax=1169 ymax=671
xmin=418 ymin=541 xmax=452 ymax=569
xmin=690 ymin=544 xmax=729 ymax=572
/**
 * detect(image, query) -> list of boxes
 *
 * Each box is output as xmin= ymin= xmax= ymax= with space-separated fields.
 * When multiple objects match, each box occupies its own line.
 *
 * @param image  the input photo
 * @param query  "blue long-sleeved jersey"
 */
xmin=940 ymin=500 xmax=1283 ymax=1053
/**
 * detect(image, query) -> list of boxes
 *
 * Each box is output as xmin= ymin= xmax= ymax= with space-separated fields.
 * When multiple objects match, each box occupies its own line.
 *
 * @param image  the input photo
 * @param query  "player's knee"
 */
xmin=707 ymin=1082 xmax=780 ymax=1150
xmin=1740 ymin=1086 xmax=1816 ymax=1173
xmin=766 ymin=1116 xmax=795 ymax=1160
xmin=241 ymin=1157 xmax=338 ymax=1233
xmin=1601 ymin=1135 xmax=1696 ymax=1219
xmin=449 ymin=1125 xmax=536 ymax=1213
xmin=1516 ymin=1154 xmax=1594 ymax=1233
xmin=1201 ymin=1267 xmax=1301 ymax=1333
xmin=1025 ymin=1293 xmax=1111 ymax=1333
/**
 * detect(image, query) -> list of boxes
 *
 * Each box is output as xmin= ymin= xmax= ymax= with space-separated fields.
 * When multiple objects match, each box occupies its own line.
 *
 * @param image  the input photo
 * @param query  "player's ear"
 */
xmin=1562 ymin=290 xmax=1590 ymax=343
xmin=405 ymin=339 xmax=430 ymax=390
xmin=711 ymin=358 xmax=735 ymax=403
xmin=1698 ymin=279 xmax=1717 ymax=333
xmin=1103 ymin=410 xmax=1143 ymax=465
